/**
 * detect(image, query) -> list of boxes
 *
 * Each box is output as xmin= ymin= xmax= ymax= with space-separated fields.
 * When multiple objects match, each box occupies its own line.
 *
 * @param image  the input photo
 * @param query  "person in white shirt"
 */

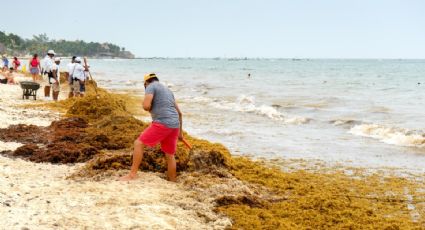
xmin=71 ymin=57 xmax=89 ymax=97
xmin=42 ymin=50 xmax=55 ymax=99
xmin=66 ymin=56 xmax=76 ymax=98
xmin=51 ymin=57 xmax=61 ymax=101
xmin=80 ymin=64 xmax=90 ymax=96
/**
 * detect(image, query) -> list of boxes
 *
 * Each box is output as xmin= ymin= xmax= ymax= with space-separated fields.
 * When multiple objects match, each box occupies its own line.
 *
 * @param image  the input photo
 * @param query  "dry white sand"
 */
xmin=0 ymin=82 xmax=60 ymax=128
xmin=0 ymin=156 xmax=230 ymax=230
xmin=0 ymin=84 xmax=231 ymax=230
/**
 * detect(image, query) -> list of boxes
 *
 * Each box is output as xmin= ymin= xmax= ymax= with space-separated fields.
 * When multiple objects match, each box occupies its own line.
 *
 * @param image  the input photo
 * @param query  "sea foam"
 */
xmin=190 ymin=95 xmax=309 ymax=124
xmin=349 ymin=124 xmax=425 ymax=148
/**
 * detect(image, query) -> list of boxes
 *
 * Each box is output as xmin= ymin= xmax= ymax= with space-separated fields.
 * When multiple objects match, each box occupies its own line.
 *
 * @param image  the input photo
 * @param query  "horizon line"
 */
xmin=132 ymin=57 xmax=425 ymax=60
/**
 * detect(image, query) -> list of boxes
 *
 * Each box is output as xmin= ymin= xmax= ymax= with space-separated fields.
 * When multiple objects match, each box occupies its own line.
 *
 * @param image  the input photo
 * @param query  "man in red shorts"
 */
xmin=120 ymin=73 xmax=183 ymax=182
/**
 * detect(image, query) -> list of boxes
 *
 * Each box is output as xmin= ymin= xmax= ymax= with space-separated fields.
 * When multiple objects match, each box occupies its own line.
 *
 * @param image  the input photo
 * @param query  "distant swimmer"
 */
xmin=248 ymin=73 xmax=251 ymax=79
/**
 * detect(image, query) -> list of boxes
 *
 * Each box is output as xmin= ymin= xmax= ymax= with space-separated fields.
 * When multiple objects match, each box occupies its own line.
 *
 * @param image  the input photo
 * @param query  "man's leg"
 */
xmin=72 ymin=81 xmax=80 ymax=98
xmin=68 ymin=84 xmax=74 ymax=98
xmin=160 ymin=128 xmax=179 ymax=182
xmin=53 ymin=90 xmax=59 ymax=101
xmin=44 ymin=86 xmax=51 ymax=97
xmin=67 ymin=76 xmax=74 ymax=98
xmin=79 ymin=81 xmax=85 ymax=97
xmin=165 ymin=154 xmax=177 ymax=182
xmin=120 ymin=139 xmax=144 ymax=181
xmin=52 ymin=83 xmax=59 ymax=101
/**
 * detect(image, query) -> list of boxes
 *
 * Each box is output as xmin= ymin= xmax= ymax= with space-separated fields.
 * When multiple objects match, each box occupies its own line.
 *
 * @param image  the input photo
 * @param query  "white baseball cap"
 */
xmin=54 ymin=57 xmax=61 ymax=61
xmin=47 ymin=50 xmax=55 ymax=55
xmin=75 ymin=57 xmax=82 ymax=62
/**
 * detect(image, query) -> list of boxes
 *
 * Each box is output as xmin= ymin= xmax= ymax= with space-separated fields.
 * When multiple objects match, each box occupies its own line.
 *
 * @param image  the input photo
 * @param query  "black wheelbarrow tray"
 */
xmin=20 ymin=81 xmax=41 ymax=100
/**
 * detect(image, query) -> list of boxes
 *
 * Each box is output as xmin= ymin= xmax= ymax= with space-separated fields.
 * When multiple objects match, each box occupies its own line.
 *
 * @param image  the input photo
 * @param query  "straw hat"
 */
xmin=144 ymin=73 xmax=157 ymax=81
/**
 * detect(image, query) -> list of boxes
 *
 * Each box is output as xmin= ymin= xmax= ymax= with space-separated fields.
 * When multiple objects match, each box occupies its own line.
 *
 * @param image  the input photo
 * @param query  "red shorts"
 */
xmin=139 ymin=122 xmax=180 ymax=155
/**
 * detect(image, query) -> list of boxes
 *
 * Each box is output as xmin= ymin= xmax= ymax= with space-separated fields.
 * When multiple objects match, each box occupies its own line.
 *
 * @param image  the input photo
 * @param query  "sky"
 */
xmin=1 ymin=0 xmax=424 ymax=58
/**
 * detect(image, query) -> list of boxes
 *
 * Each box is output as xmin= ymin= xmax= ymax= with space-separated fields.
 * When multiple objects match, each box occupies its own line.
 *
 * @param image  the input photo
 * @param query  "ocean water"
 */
xmin=84 ymin=59 xmax=425 ymax=171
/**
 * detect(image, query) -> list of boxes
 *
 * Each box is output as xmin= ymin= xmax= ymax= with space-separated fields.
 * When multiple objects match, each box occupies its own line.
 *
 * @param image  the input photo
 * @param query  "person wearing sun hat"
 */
xmin=41 ymin=50 xmax=55 ymax=100
xmin=70 ymin=57 xmax=89 ymax=97
xmin=120 ymin=73 xmax=184 ymax=182
xmin=66 ymin=56 xmax=76 ymax=98
xmin=51 ymin=57 xmax=61 ymax=101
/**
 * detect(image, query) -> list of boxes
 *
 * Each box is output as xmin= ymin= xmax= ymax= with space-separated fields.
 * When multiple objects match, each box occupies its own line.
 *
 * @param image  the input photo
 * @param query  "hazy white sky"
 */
xmin=2 ymin=0 xmax=424 ymax=58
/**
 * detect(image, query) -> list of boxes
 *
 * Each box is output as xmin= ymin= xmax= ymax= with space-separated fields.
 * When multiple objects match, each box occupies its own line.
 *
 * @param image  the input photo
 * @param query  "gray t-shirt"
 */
xmin=145 ymin=81 xmax=179 ymax=128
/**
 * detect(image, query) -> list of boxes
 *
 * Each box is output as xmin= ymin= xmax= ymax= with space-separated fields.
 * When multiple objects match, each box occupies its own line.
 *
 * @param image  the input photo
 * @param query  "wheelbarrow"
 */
xmin=20 ymin=81 xmax=41 ymax=100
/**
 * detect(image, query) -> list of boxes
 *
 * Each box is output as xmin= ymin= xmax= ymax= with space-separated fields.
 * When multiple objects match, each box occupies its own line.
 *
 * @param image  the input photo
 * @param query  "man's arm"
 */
xmin=143 ymin=94 xmax=154 ymax=111
xmin=52 ymin=70 xmax=57 ymax=80
xmin=52 ymin=65 xmax=57 ymax=80
xmin=40 ymin=58 xmax=45 ymax=74
xmin=175 ymin=101 xmax=183 ymax=140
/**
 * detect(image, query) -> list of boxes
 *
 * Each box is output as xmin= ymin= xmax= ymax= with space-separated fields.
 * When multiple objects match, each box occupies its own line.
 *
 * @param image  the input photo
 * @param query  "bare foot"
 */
xmin=119 ymin=173 xmax=138 ymax=181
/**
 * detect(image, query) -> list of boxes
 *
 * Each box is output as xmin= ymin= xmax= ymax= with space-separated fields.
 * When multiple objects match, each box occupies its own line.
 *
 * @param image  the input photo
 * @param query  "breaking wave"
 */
xmin=190 ymin=95 xmax=310 ymax=124
xmin=349 ymin=124 xmax=425 ymax=148
xmin=330 ymin=119 xmax=360 ymax=127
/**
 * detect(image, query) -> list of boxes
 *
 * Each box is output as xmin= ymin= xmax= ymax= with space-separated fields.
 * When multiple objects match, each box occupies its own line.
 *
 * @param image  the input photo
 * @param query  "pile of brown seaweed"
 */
xmin=0 ymin=118 xmax=97 ymax=163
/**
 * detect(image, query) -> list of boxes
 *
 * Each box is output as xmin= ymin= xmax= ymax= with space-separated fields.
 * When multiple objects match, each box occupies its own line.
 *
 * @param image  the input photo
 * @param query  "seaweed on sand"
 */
xmin=66 ymin=90 xmax=128 ymax=120
xmin=58 ymin=88 xmax=425 ymax=229
xmin=217 ymin=157 xmax=425 ymax=229
xmin=0 ymin=124 xmax=45 ymax=144
xmin=70 ymin=137 xmax=232 ymax=179
xmin=2 ymin=85 xmax=424 ymax=229
xmin=0 ymin=117 xmax=98 ymax=163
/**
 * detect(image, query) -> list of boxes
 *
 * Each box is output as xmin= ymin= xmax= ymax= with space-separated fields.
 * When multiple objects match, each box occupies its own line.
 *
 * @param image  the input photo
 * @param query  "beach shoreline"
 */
xmin=0 ymin=83 xmax=424 ymax=229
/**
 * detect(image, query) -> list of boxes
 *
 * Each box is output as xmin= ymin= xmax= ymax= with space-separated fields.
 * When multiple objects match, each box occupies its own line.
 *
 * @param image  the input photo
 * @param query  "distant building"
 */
xmin=119 ymin=51 xmax=135 ymax=59
xmin=101 ymin=43 xmax=110 ymax=50
xmin=96 ymin=51 xmax=135 ymax=59
xmin=97 ymin=52 xmax=114 ymax=58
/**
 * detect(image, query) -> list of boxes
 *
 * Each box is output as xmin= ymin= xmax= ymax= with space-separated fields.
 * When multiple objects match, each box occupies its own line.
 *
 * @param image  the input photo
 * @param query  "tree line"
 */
xmin=0 ymin=31 xmax=133 ymax=58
